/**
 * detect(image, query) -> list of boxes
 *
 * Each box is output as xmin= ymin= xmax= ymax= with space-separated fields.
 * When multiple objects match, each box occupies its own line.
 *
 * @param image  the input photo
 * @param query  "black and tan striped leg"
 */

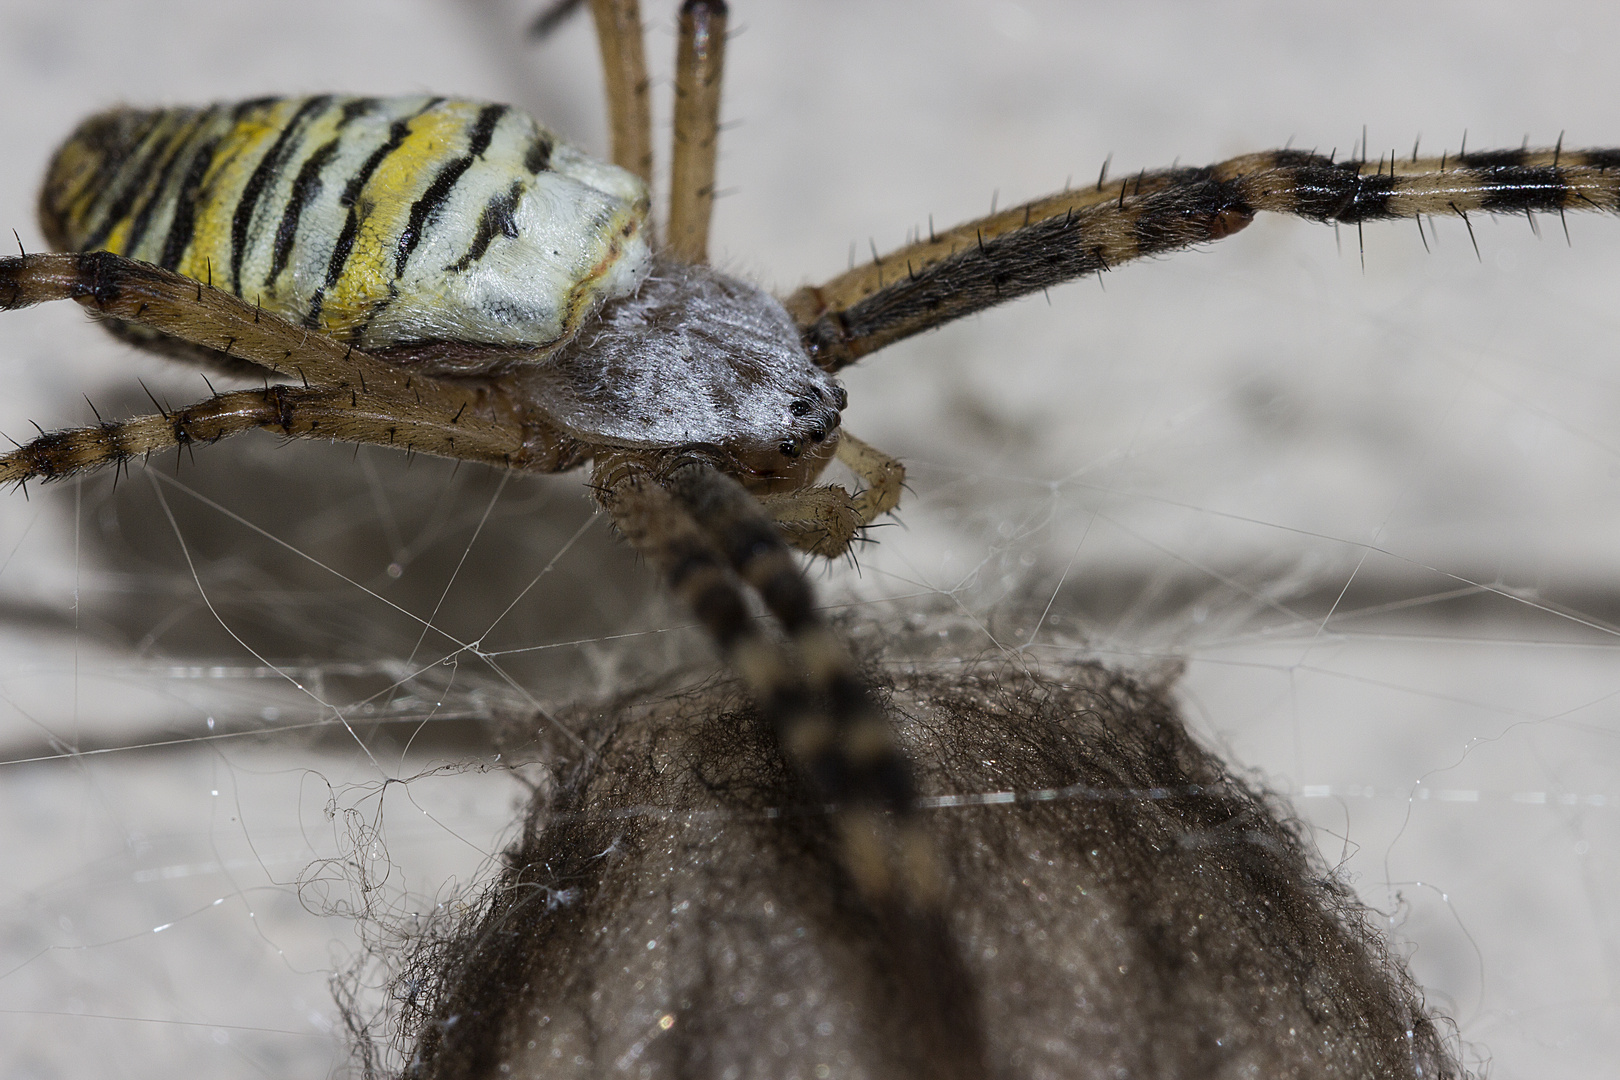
xmin=0 ymin=251 xmax=421 ymax=397
xmin=0 ymin=383 xmax=526 ymax=486
xmin=596 ymin=456 xmax=983 ymax=1072
xmin=666 ymin=0 xmax=727 ymax=263
xmin=589 ymin=0 xmax=653 ymax=185
xmin=785 ymin=146 xmax=1620 ymax=370
xmin=661 ymin=462 xmax=909 ymax=800
xmin=595 ymin=455 xmax=939 ymax=902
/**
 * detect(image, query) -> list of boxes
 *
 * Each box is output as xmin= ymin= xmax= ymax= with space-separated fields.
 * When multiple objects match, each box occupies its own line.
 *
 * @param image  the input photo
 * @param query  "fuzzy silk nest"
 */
xmin=384 ymin=637 xmax=1460 ymax=1080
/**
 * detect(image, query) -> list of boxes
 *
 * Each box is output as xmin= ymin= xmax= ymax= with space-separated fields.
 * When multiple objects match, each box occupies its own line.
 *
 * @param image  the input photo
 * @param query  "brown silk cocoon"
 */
xmin=392 ymin=653 xmax=1460 ymax=1080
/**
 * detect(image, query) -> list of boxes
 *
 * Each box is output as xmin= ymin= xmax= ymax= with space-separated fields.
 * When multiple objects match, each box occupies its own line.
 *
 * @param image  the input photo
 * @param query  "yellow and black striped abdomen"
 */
xmin=40 ymin=95 xmax=652 ymax=357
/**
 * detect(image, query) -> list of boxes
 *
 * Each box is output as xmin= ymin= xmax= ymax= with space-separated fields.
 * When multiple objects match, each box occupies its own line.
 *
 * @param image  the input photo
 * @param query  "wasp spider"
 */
xmin=2 ymin=4 xmax=1619 ymax=1069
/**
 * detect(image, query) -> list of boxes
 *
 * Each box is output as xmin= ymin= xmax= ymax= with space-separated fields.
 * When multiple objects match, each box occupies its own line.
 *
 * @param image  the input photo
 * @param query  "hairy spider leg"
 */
xmin=0 ymin=251 xmax=588 ymax=485
xmin=0 ymin=384 xmax=525 ymax=486
xmin=787 ymin=147 xmax=1620 ymax=369
xmin=752 ymin=434 xmax=904 ymax=558
xmin=595 ymin=454 xmax=986 ymax=1073
xmin=834 ymin=431 xmax=905 ymax=524
xmin=590 ymin=0 xmax=654 ymax=185
xmin=596 ymin=456 xmax=932 ymax=870
xmin=2 ymin=251 xmax=421 ymax=394
xmin=667 ymin=0 xmax=727 ymax=262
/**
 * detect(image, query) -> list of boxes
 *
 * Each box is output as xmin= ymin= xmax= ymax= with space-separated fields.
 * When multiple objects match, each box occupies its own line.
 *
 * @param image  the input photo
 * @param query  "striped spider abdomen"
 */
xmin=39 ymin=95 xmax=651 ymax=358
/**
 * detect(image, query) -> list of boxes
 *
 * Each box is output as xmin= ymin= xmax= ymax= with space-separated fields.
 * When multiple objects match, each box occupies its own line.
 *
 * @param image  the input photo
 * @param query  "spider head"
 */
xmin=531 ymin=260 xmax=847 ymax=490
xmin=728 ymin=380 xmax=846 ymax=494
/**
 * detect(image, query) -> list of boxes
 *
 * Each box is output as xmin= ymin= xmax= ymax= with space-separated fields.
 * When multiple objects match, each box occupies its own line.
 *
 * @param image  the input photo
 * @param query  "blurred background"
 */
xmin=1 ymin=1 xmax=1617 ymax=1075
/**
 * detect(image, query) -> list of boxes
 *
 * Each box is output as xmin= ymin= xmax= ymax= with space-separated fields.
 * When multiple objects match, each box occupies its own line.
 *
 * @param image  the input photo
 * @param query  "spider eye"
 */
xmin=789 ymin=399 xmax=812 ymax=416
xmin=807 ymin=424 xmax=826 ymax=443
xmin=831 ymin=386 xmax=848 ymax=410
xmin=779 ymin=439 xmax=801 ymax=457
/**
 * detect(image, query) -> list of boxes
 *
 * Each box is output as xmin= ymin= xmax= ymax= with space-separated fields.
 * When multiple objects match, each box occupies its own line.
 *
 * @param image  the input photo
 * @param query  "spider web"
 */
xmin=2 ymin=1 xmax=1618 ymax=1077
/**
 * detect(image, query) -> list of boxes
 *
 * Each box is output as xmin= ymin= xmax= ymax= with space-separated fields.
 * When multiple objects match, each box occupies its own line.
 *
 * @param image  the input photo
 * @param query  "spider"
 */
xmin=4 ymin=0 xmax=1620 ymax=885
xmin=2 ymin=1 xmax=1618 ymax=1069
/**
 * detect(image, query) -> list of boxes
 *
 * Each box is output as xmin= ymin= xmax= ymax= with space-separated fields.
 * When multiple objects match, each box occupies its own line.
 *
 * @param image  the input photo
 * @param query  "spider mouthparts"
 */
xmin=731 ymin=428 xmax=841 ymax=495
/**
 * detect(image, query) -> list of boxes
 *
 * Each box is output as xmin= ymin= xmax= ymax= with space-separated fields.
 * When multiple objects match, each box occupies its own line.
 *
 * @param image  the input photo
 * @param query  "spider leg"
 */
xmin=835 ymin=430 xmax=905 ymax=524
xmin=666 ymin=0 xmax=728 ymax=263
xmin=597 ymin=457 xmax=990 ymax=1072
xmin=595 ymin=455 xmax=938 ymax=898
xmin=785 ymin=146 xmax=1620 ymax=370
xmin=0 ymin=383 xmax=527 ymax=486
xmin=752 ymin=433 xmax=904 ymax=558
xmin=0 ymin=251 xmax=420 ymax=396
xmin=758 ymin=484 xmax=862 ymax=558
xmin=589 ymin=0 xmax=654 ymax=184
xmin=661 ymin=463 xmax=904 ymax=789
